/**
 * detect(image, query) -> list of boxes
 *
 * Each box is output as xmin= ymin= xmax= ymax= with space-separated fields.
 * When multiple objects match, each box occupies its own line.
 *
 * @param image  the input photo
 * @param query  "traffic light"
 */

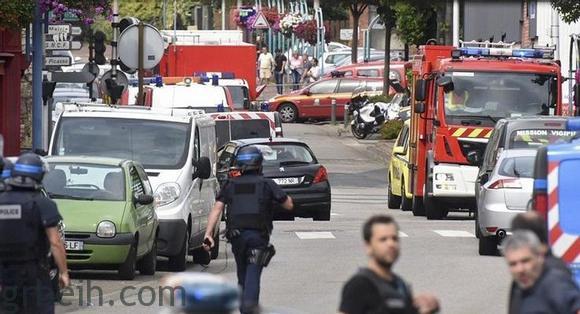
xmin=94 ymin=30 xmax=107 ymax=65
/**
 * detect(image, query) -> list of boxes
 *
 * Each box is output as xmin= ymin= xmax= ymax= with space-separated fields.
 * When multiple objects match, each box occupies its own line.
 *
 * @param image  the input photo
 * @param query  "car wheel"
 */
xmin=168 ymin=230 xmax=189 ymax=272
xmin=412 ymin=195 xmax=425 ymax=216
xmin=401 ymin=179 xmax=412 ymax=211
xmin=387 ymin=173 xmax=401 ymax=209
xmin=313 ymin=206 xmax=331 ymax=221
xmin=278 ymin=103 xmax=298 ymax=123
xmin=210 ymin=229 xmax=220 ymax=260
xmin=137 ymin=238 xmax=157 ymax=275
xmin=118 ymin=242 xmax=137 ymax=280
xmin=479 ymin=236 xmax=499 ymax=256
xmin=425 ymin=176 xmax=446 ymax=220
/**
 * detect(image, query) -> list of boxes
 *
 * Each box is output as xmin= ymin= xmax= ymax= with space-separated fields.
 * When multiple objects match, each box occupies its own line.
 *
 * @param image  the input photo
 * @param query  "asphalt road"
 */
xmin=56 ymin=123 xmax=509 ymax=314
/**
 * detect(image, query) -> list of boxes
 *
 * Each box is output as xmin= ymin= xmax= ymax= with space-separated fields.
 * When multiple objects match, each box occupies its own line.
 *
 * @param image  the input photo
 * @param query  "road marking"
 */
xmin=398 ymin=231 xmax=409 ymax=238
xmin=433 ymin=230 xmax=475 ymax=237
xmin=330 ymin=213 xmax=342 ymax=216
xmin=295 ymin=232 xmax=335 ymax=239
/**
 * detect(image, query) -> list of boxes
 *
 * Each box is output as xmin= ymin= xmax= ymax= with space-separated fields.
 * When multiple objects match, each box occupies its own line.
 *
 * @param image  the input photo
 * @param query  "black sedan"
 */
xmin=217 ymin=138 xmax=331 ymax=221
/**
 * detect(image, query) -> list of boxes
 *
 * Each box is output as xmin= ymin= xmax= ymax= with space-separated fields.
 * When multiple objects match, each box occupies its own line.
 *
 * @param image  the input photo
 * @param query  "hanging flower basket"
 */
xmin=279 ymin=13 xmax=302 ymax=38
xmin=234 ymin=7 xmax=256 ymax=28
xmin=40 ymin=0 xmax=112 ymax=25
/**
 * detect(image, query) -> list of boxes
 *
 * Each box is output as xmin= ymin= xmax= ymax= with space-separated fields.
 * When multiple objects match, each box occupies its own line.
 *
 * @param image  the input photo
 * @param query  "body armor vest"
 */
xmin=226 ymin=176 xmax=271 ymax=232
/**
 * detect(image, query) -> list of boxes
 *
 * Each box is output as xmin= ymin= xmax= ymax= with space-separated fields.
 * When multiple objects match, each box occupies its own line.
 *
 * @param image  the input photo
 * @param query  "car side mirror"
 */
xmin=479 ymin=173 xmax=489 ymax=185
xmin=414 ymin=79 xmax=427 ymax=102
xmin=193 ymin=156 xmax=212 ymax=180
xmin=135 ymin=194 xmax=154 ymax=205
xmin=467 ymin=151 xmax=483 ymax=167
xmin=415 ymin=102 xmax=426 ymax=114
xmin=393 ymin=146 xmax=405 ymax=155
xmin=437 ymin=76 xmax=454 ymax=93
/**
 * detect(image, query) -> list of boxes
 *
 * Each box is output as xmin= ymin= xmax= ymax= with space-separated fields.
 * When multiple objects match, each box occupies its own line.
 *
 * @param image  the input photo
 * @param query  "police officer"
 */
xmin=0 ymin=153 xmax=70 ymax=313
xmin=203 ymin=146 xmax=293 ymax=314
xmin=0 ymin=157 xmax=13 ymax=190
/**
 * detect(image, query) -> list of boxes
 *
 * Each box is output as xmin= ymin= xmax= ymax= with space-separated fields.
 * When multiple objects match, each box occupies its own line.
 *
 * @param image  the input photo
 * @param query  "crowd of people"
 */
xmin=257 ymin=46 xmax=320 ymax=95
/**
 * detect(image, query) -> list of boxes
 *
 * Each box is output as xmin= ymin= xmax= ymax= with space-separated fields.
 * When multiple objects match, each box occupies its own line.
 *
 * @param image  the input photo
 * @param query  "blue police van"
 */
xmin=532 ymin=118 xmax=580 ymax=285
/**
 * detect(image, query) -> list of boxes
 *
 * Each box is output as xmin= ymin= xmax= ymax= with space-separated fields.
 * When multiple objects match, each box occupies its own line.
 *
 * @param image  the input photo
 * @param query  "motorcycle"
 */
xmin=350 ymin=98 xmax=403 ymax=139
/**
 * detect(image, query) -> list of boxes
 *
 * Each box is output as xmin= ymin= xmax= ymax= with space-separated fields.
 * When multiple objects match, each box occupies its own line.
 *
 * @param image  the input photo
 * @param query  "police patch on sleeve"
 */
xmin=0 ymin=205 xmax=22 ymax=219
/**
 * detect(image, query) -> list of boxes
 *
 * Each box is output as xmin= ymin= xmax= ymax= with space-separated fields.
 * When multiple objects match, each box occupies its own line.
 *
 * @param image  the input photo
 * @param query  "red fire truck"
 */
xmin=408 ymin=41 xmax=562 ymax=219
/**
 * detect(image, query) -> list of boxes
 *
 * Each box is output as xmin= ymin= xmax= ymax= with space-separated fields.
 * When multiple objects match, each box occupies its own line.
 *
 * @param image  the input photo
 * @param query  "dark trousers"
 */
xmin=291 ymin=70 xmax=301 ymax=90
xmin=0 ymin=262 xmax=54 ymax=314
xmin=231 ymin=229 xmax=269 ymax=314
xmin=274 ymin=71 xmax=284 ymax=94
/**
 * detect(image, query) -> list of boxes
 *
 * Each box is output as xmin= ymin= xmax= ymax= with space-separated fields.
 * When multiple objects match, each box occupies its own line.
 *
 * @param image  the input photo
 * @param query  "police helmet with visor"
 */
xmin=8 ymin=153 xmax=47 ymax=187
xmin=1 ymin=158 xmax=13 ymax=180
xmin=235 ymin=146 xmax=264 ymax=172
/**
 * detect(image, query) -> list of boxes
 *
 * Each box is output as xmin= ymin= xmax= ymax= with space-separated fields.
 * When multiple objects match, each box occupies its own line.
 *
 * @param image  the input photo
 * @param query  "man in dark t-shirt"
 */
xmin=274 ymin=49 xmax=287 ymax=95
xmin=503 ymin=231 xmax=580 ymax=314
xmin=339 ymin=215 xmax=439 ymax=314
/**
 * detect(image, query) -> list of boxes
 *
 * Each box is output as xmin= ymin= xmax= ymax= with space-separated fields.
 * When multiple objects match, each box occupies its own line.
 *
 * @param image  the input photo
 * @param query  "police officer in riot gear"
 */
xmin=203 ymin=146 xmax=293 ymax=314
xmin=0 ymin=153 xmax=70 ymax=313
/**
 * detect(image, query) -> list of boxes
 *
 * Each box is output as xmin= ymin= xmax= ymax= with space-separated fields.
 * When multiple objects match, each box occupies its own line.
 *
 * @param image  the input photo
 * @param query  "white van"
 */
xmin=49 ymin=103 xmax=219 ymax=271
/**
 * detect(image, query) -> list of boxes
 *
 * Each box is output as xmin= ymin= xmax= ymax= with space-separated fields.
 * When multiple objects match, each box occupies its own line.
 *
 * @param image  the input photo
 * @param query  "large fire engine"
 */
xmin=408 ymin=41 xmax=562 ymax=219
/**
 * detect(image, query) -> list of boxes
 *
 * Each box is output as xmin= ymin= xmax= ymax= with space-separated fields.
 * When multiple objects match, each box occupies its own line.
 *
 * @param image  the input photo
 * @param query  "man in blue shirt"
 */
xmin=504 ymin=231 xmax=580 ymax=314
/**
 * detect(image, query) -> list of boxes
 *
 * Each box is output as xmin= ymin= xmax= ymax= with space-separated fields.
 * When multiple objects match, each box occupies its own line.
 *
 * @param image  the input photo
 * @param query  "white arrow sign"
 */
xmin=45 ymin=41 xmax=82 ymax=50
xmin=47 ymin=25 xmax=82 ymax=35
xmin=45 ymin=56 xmax=72 ymax=66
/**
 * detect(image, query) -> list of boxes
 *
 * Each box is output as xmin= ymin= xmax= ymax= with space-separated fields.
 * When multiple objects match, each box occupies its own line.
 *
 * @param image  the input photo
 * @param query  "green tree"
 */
xmin=337 ymin=0 xmax=380 ymax=63
xmin=551 ymin=0 xmax=580 ymax=23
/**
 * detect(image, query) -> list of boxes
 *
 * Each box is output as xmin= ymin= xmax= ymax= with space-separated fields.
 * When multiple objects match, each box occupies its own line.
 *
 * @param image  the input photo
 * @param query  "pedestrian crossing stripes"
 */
xmin=292 ymin=230 xmax=475 ymax=240
xmin=433 ymin=230 xmax=475 ymax=237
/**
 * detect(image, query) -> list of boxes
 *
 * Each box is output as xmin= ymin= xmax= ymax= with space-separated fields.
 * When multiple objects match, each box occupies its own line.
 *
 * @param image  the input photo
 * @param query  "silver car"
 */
xmin=476 ymin=149 xmax=537 ymax=256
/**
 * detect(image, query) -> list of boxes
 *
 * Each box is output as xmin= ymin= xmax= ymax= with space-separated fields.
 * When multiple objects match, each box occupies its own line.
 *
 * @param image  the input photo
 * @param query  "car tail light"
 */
xmin=533 ymin=192 xmax=548 ymax=220
xmin=313 ymin=166 xmax=328 ymax=184
xmin=488 ymin=179 xmax=521 ymax=189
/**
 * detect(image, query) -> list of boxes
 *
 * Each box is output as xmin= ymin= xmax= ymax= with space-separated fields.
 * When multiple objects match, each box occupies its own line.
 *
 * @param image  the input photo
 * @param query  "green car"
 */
xmin=43 ymin=156 xmax=159 ymax=280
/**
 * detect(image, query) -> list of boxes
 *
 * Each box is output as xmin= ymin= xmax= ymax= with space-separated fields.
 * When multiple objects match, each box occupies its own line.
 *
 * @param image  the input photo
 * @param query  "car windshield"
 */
xmin=52 ymin=117 xmax=191 ymax=169
xmin=498 ymin=156 xmax=535 ymax=178
xmin=444 ymin=72 xmax=557 ymax=127
xmin=215 ymin=120 xmax=271 ymax=149
xmin=43 ymin=163 xmax=126 ymax=201
xmin=252 ymin=144 xmax=316 ymax=167
xmin=225 ymin=86 xmax=249 ymax=110
xmin=509 ymin=129 xmax=578 ymax=149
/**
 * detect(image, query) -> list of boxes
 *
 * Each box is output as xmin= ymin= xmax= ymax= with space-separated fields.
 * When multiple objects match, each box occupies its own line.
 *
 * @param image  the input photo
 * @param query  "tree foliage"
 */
xmin=0 ymin=0 xmax=35 ymax=30
xmin=336 ymin=0 xmax=379 ymax=63
xmin=392 ymin=2 xmax=432 ymax=47
xmin=551 ymin=0 xmax=580 ymax=23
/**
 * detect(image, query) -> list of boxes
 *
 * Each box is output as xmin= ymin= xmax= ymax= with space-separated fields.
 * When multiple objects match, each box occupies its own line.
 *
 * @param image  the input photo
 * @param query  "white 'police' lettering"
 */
xmin=0 ymin=205 xmax=22 ymax=219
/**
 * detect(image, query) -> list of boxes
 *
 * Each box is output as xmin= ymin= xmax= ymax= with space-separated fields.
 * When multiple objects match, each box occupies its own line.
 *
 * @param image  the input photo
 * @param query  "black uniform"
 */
xmin=0 ymin=186 xmax=62 ymax=314
xmin=217 ymin=173 xmax=288 ymax=314
xmin=340 ymin=268 xmax=417 ymax=314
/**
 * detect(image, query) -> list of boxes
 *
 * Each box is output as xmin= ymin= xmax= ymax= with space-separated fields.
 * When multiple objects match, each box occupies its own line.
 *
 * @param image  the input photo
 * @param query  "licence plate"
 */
xmin=65 ymin=241 xmax=84 ymax=251
xmin=273 ymin=177 xmax=300 ymax=185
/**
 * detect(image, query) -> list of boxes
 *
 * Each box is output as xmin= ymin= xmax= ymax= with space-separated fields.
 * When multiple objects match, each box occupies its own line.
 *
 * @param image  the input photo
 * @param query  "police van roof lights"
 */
xmin=193 ymin=72 xmax=236 ymax=80
xmin=566 ymin=118 xmax=580 ymax=131
xmin=455 ymin=47 xmax=554 ymax=59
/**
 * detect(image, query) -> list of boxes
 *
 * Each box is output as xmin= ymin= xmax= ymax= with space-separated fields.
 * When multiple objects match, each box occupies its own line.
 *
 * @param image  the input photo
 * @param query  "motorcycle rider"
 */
xmin=0 ymin=153 xmax=70 ymax=313
xmin=203 ymin=146 xmax=293 ymax=314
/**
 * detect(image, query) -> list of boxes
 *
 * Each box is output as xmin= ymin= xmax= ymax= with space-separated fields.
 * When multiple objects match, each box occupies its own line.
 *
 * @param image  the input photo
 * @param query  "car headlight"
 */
xmin=435 ymin=173 xmax=455 ymax=181
xmin=96 ymin=221 xmax=116 ymax=238
xmin=154 ymin=182 xmax=181 ymax=207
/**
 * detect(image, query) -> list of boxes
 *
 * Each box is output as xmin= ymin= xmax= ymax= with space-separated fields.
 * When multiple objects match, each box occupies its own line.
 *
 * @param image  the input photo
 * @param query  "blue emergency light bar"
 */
xmin=192 ymin=72 xmax=236 ymax=80
xmin=566 ymin=118 xmax=580 ymax=131
xmin=456 ymin=47 xmax=554 ymax=59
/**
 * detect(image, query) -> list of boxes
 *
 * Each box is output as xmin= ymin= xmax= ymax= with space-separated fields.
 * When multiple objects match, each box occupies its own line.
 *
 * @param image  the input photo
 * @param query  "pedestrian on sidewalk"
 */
xmin=302 ymin=58 xmax=320 ymax=84
xmin=288 ymin=51 xmax=303 ymax=90
xmin=503 ymin=231 xmax=580 ymax=314
xmin=274 ymin=49 xmax=287 ymax=95
xmin=258 ymin=47 xmax=275 ymax=86
xmin=339 ymin=215 xmax=440 ymax=314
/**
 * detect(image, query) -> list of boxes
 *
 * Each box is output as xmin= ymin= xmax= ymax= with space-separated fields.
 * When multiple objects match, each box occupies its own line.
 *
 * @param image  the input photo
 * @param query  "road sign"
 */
xmin=252 ymin=12 xmax=270 ymax=29
xmin=47 ymin=24 xmax=82 ymax=36
xmin=48 ymin=11 xmax=79 ymax=22
xmin=118 ymin=23 xmax=164 ymax=69
xmin=46 ymin=71 xmax=96 ymax=83
xmin=45 ymin=56 xmax=72 ymax=67
xmin=45 ymin=41 xmax=82 ymax=50
xmin=340 ymin=29 xmax=353 ymax=41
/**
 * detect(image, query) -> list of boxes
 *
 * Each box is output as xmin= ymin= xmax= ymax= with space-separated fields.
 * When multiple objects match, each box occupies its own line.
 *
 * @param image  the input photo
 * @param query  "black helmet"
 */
xmin=9 ymin=153 xmax=46 ymax=187
xmin=235 ymin=146 xmax=263 ymax=172
xmin=1 ymin=158 xmax=13 ymax=180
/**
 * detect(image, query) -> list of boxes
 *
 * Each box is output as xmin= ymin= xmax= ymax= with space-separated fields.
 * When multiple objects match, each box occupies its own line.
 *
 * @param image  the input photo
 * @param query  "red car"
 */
xmin=267 ymin=77 xmax=383 ymax=123
xmin=325 ymin=61 xmax=411 ymax=90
